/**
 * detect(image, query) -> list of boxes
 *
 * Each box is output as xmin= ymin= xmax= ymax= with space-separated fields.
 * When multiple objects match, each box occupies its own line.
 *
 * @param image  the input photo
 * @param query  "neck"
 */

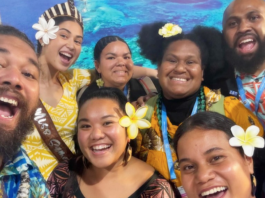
xmin=253 ymin=63 xmax=265 ymax=76
xmin=0 ymin=155 xmax=3 ymax=171
xmin=38 ymin=54 xmax=60 ymax=86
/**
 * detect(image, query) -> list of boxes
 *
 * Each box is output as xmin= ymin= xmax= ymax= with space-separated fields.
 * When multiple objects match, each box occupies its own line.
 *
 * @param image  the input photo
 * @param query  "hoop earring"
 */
xmin=82 ymin=155 xmax=89 ymax=169
xmin=96 ymin=73 xmax=104 ymax=88
xmin=123 ymin=142 xmax=132 ymax=166
xmin=41 ymin=43 xmax=44 ymax=47
xmin=251 ymin=174 xmax=256 ymax=196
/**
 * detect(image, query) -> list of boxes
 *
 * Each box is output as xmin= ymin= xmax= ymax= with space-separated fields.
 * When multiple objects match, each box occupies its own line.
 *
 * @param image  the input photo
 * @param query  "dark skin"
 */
xmin=223 ymin=0 xmax=265 ymax=75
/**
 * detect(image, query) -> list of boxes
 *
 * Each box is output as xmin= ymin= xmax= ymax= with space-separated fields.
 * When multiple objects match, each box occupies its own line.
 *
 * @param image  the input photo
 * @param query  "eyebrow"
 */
xmin=225 ymin=10 xmax=260 ymax=23
xmin=78 ymin=115 xmax=117 ymax=124
xmin=178 ymin=147 xmax=224 ymax=165
xmin=59 ymin=28 xmax=83 ymax=39
xmin=105 ymin=52 xmax=131 ymax=56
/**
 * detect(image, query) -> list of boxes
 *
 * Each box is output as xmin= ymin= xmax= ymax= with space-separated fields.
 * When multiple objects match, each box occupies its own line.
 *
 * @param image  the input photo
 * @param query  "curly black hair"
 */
xmin=137 ymin=22 xmax=225 ymax=87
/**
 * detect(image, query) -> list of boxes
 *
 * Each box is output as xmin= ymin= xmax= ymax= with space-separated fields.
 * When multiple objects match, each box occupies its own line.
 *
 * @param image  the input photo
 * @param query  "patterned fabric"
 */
xmin=0 ymin=147 xmax=49 ymax=197
xmin=47 ymin=162 xmax=175 ymax=198
xmin=236 ymin=70 xmax=265 ymax=127
xmin=138 ymin=86 xmax=263 ymax=188
xmin=23 ymin=69 xmax=91 ymax=180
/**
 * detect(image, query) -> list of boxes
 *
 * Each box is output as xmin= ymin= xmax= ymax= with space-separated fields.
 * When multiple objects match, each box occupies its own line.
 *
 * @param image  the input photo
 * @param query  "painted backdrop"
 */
xmin=0 ymin=0 xmax=231 ymax=69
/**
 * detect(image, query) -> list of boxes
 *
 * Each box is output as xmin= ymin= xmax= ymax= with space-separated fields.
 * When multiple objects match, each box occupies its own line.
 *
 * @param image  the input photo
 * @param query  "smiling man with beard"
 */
xmin=0 ymin=25 xmax=49 ymax=197
xmin=221 ymin=0 xmax=265 ymax=197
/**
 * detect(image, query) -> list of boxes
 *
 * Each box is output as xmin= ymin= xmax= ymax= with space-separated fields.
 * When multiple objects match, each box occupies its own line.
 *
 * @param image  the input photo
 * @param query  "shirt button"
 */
xmin=260 ymin=99 xmax=264 ymax=104
xmin=255 ymin=78 xmax=259 ymax=83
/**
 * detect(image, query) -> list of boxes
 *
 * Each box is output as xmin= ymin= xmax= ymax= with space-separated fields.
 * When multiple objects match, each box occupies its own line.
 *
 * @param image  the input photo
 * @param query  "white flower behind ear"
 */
xmin=229 ymin=125 xmax=264 ymax=157
xmin=32 ymin=18 xmax=59 ymax=45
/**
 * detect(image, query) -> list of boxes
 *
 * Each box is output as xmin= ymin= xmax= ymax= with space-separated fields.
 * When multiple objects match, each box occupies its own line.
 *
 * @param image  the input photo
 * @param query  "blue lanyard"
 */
xmin=236 ymin=76 xmax=265 ymax=127
xmin=123 ymin=84 xmax=128 ymax=97
xmin=161 ymin=97 xmax=198 ymax=180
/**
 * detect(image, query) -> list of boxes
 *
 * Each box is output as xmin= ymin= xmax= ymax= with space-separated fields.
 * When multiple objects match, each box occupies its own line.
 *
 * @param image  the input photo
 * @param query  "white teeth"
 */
xmin=61 ymin=52 xmax=72 ymax=58
xmin=1 ymin=115 xmax=13 ymax=119
xmin=92 ymin=145 xmax=111 ymax=151
xmin=171 ymin=77 xmax=187 ymax=82
xmin=201 ymin=187 xmax=227 ymax=197
xmin=240 ymin=39 xmax=254 ymax=44
xmin=0 ymin=97 xmax=18 ymax=106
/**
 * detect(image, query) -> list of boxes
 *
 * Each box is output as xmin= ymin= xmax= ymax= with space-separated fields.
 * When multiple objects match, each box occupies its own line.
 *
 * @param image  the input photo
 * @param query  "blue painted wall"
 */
xmin=0 ymin=0 xmax=232 ymax=69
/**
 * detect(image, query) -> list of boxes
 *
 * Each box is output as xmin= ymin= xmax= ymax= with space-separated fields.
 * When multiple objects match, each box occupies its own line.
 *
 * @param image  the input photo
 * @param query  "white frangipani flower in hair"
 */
xmin=32 ymin=18 xmax=59 ymax=45
xmin=229 ymin=125 xmax=264 ymax=157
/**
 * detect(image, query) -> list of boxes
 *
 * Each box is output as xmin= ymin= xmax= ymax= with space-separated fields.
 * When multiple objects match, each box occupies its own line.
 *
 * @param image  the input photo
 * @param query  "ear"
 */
xmin=94 ymin=60 xmax=101 ymax=73
xmin=244 ymin=156 xmax=254 ymax=174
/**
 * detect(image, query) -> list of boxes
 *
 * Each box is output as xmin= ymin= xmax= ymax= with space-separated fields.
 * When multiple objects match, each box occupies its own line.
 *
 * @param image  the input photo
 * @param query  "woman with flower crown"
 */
xmin=136 ymin=22 xmax=264 ymax=197
xmin=47 ymin=87 xmax=178 ymax=198
xmin=174 ymin=111 xmax=264 ymax=198
xmin=22 ymin=0 xmax=157 ymax=180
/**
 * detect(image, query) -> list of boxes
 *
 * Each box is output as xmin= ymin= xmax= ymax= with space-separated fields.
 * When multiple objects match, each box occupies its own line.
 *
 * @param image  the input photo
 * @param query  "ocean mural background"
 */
xmin=0 ymin=0 xmax=232 ymax=69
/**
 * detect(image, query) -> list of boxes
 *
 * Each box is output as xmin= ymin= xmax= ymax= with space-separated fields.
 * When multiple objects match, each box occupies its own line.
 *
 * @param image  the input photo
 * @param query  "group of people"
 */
xmin=1 ymin=0 xmax=265 ymax=197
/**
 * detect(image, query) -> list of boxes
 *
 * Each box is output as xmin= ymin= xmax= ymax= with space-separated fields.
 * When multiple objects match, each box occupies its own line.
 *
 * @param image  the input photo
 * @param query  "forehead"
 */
xmin=224 ymin=0 xmax=265 ymax=21
xmin=0 ymin=35 xmax=37 ymax=62
xmin=177 ymin=129 xmax=230 ymax=155
xmin=102 ymin=41 xmax=130 ymax=53
xmin=58 ymin=20 xmax=83 ymax=36
xmin=166 ymin=39 xmax=200 ymax=56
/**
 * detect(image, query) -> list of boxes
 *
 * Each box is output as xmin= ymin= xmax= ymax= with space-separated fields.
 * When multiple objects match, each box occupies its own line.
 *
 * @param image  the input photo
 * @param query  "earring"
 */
xmin=251 ymin=174 xmax=256 ymax=196
xmin=123 ymin=142 xmax=132 ymax=166
xmin=82 ymin=155 xmax=89 ymax=169
xmin=41 ymin=43 xmax=44 ymax=47
xmin=96 ymin=73 xmax=104 ymax=88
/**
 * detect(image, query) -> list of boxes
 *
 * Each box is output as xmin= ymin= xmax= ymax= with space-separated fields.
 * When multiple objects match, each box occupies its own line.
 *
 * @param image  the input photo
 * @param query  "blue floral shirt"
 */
xmin=0 ymin=147 xmax=49 ymax=197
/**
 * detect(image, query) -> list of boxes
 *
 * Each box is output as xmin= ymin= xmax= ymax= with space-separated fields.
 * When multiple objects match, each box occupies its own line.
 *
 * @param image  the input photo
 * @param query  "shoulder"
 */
xmin=61 ymin=69 xmax=91 ymax=88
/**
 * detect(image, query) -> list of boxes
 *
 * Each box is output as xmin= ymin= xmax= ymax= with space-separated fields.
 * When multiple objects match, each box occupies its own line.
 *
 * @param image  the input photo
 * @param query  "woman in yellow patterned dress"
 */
xmin=136 ymin=22 xmax=264 ymax=197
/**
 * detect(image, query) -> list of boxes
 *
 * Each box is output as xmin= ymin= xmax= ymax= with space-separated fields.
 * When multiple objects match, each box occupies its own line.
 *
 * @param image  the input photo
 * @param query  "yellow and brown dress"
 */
xmin=137 ymin=86 xmax=263 ymax=188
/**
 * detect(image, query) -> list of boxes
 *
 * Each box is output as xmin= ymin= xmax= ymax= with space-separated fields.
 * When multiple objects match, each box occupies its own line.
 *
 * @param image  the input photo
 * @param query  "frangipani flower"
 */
xmin=229 ymin=125 xmax=264 ymax=157
xmin=119 ymin=102 xmax=151 ymax=139
xmin=32 ymin=18 xmax=59 ymax=45
xmin=158 ymin=23 xmax=182 ymax=38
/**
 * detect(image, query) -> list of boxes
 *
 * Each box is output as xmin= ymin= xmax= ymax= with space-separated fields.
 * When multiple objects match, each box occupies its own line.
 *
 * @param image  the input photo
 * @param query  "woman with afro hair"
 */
xmin=136 ymin=22 xmax=263 ymax=196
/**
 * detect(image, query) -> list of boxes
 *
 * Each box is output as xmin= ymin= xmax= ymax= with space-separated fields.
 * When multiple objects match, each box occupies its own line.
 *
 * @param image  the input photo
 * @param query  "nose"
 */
xmin=66 ymin=39 xmax=75 ymax=50
xmin=174 ymin=61 xmax=186 ymax=73
xmin=195 ymin=165 xmax=215 ymax=184
xmin=237 ymin=19 xmax=251 ymax=34
xmin=90 ymin=126 xmax=105 ymax=140
xmin=116 ymin=57 xmax=126 ymax=66
xmin=0 ymin=67 xmax=23 ymax=91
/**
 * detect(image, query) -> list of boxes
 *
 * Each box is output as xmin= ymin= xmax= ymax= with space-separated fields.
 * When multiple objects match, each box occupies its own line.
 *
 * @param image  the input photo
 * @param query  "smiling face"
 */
xmin=0 ymin=35 xmax=39 ymax=160
xmin=95 ymin=41 xmax=133 ymax=89
xmin=177 ymin=128 xmax=254 ymax=198
xmin=223 ymin=0 xmax=265 ymax=59
xmin=77 ymin=98 xmax=128 ymax=169
xmin=41 ymin=20 xmax=83 ymax=71
xmin=158 ymin=39 xmax=203 ymax=99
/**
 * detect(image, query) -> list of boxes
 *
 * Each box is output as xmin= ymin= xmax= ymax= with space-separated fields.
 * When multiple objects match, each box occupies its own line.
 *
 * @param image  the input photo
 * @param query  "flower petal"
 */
xmin=32 ymin=23 xmax=43 ymax=31
xmin=248 ymin=136 xmax=265 ymax=148
xmin=42 ymin=34 xmax=50 ymax=45
xmin=229 ymin=137 xmax=242 ymax=147
xmin=242 ymin=145 xmax=255 ymax=157
xmin=136 ymin=119 xmax=151 ymax=129
xmin=49 ymin=26 xmax=59 ymax=33
xmin=38 ymin=17 xmax=48 ymax=30
xmin=245 ymin=125 xmax=260 ymax=139
xmin=119 ymin=116 xmax=131 ymax=127
xmin=47 ymin=32 xmax=57 ymax=40
xmin=35 ymin=31 xmax=45 ymax=40
xmin=127 ymin=123 xmax=138 ymax=139
xmin=47 ymin=18 xmax=56 ymax=30
xmin=125 ymin=102 xmax=135 ymax=118
xmin=231 ymin=125 xmax=245 ymax=141
xmin=135 ymin=106 xmax=148 ymax=119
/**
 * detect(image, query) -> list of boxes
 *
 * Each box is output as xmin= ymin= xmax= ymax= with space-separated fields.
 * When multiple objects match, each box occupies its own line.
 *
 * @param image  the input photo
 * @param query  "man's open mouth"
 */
xmin=0 ymin=97 xmax=19 ymax=119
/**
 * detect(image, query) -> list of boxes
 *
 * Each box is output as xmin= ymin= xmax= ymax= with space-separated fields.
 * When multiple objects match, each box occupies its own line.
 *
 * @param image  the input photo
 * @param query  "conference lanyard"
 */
xmin=123 ymin=84 xmax=128 ymax=97
xmin=161 ymin=97 xmax=198 ymax=180
xmin=236 ymin=76 xmax=265 ymax=127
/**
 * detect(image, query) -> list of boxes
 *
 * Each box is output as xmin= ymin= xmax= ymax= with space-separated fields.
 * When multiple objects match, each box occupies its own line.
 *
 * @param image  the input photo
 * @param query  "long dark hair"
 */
xmin=63 ymin=87 xmax=128 ymax=197
xmin=137 ymin=22 xmax=225 ymax=88
xmin=173 ymin=111 xmax=244 ymax=157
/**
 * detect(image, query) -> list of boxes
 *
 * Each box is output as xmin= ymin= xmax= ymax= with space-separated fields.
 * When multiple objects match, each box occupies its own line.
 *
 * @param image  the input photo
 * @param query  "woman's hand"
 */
xmin=132 ymin=92 xmax=157 ymax=108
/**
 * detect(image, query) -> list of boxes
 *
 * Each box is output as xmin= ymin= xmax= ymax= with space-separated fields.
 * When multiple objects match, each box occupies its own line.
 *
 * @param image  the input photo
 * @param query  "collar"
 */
xmin=235 ymin=70 xmax=265 ymax=79
xmin=0 ymin=147 xmax=33 ymax=177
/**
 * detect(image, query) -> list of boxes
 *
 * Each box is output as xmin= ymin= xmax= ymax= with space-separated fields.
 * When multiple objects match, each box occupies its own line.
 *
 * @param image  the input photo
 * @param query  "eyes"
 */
xmin=60 ymin=34 xmax=83 ymax=45
xmin=179 ymin=155 xmax=226 ymax=174
xmin=166 ymin=58 xmax=198 ymax=65
xmin=79 ymin=120 xmax=116 ymax=130
xmin=106 ymin=55 xmax=131 ymax=60
xmin=227 ymin=14 xmax=262 ymax=28
xmin=0 ymin=64 xmax=37 ymax=80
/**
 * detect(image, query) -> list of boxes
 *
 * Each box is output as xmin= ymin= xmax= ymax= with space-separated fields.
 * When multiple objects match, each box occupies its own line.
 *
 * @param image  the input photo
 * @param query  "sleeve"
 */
xmin=224 ymin=96 xmax=264 ymax=137
xmin=142 ymin=173 xmax=177 ymax=198
xmin=47 ymin=162 xmax=70 ymax=198
xmin=63 ymin=69 xmax=91 ymax=91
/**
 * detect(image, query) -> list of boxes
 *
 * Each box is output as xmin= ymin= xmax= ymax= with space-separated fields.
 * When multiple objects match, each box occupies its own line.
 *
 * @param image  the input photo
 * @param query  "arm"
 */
xmin=133 ymin=66 xmax=158 ymax=78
